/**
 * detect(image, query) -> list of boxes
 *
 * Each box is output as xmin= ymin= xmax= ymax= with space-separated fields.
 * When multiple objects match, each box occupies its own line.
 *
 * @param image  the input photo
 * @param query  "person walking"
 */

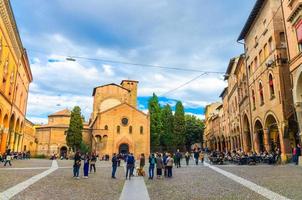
xmin=296 ymin=144 xmax=301 ymax=165
xmin=199 ymin=151 xmax=204 ymax=164
xmin=148 ymin=153 xmax=156 ymax=180
xmin=185 ymin=151 xmax=190 ymax=166
xmin=73 ymin=151 xmax=81 ymax=179
xmin=293 ymin=146 xmax=297 ymax=164
xmin=175 ymin=149 xmax=182 ymax=168
xmin=90 ymin=153 xmax=97 ymax=173
xmin=156 ymin=153 xmax=164 ymax=178
xmin=83 ymin=153 xmax=90 ymax=178
xmin=4 ymin=153 xmax=12 ymax=166
xmin=126 ymin=153 xmax=135 ymax=180
xmin=166 ymin=153 xmax=174 ymax=178
xmin=112 ymin=153 xmax=118 ymax=179
xmin=194 ymin=149 xmax=199 ymax=165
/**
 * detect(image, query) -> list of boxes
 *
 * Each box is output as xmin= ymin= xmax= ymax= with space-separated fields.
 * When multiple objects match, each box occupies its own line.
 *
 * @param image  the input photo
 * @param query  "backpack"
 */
xmin=151 ymin=157 xmax=156 ymax=165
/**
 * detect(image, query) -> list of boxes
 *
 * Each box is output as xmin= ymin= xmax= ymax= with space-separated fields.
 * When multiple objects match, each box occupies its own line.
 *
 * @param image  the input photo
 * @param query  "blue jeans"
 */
xmin=149 ymin=164 xmax=154 ymax=179
xmin=73 ymin=166 xmax=80 ymax=177
xmin=126 ymin=164 xmax=134 ymax=179
xmin=112 ymin=165 xmax=117 ymax=178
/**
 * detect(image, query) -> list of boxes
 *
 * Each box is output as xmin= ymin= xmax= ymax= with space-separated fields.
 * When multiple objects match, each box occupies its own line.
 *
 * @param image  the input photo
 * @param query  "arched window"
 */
xmin=252 ymin=89 xmax=256 ymax=109
xmin=104 ymin=125 xmax=108 ymax=130
xmin=269 ymin=74 xmax=275 ymax=99
xmin=140 ymin=126 xmax=143 ymax=134
xmin=2 ymin=58 xmax=8 ymax=86
xmin=129 ymin=126 xmax=132 ymax=134
xmin=117 ymin=125 xmax=120 ymax=134
xmin=259 ymin=82 xmax=264 ymax=105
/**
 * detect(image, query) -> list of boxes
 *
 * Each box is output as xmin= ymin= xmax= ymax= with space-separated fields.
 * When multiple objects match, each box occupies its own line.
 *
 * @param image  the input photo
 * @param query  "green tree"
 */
xmin=184 ymin=115 xmax=204 ymax=150
xmin=79 ymin=141 xmax=91 ymax=154
xmin=161 ymin=104 xmax=174 ymax=151
xmin=66 ymin=106 xmax=83 ymax=152
xmin=148 ymin=93 xmax=162 ymax=151
xmin=173 ymin=101 xmax=185 ymax=150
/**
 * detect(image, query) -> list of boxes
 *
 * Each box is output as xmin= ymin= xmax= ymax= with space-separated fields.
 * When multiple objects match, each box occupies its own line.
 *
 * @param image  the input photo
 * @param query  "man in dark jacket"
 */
xmin=126 ymin=153 xmax=135 ymax=180
xmin=175 ymin=149 xmax=182 ymax=168
xmin=112 ymin=153 xmax=118 ymax=178
xmin=73 ymin=151 xmax=81 ymax=179
xmin=296 ymin=144 xmax=301 ymax=165
xmin=148 ymin=153 xmax=156 ymax=179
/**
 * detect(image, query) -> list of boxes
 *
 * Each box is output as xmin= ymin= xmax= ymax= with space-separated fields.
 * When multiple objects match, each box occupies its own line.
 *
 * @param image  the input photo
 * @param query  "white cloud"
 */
xmin=102 ymin=64 xmax=115 ymax=76
xmin=186 ymin=112 xmax=205 ymax=120
xmin=12 ymin=0 xmax=255 ymax=123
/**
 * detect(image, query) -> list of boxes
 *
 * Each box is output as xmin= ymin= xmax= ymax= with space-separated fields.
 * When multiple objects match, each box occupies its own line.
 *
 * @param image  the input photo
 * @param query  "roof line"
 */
xmin=237 ymin=0 xmax=265 ymax=41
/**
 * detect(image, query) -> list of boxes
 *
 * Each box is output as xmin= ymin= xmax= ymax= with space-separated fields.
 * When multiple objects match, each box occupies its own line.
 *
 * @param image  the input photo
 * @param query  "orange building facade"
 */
xmin=204 ymin=0 xmax=300 ymax=162
xmin=0 ymin=1 xmax=32 ymax=154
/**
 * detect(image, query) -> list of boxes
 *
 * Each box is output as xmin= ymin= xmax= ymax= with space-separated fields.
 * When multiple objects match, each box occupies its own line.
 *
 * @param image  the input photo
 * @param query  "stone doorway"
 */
xmin=119 ymin=143 xmax=129 ymax=154
xmin=60 ymin=146 xmax=68 ymax=158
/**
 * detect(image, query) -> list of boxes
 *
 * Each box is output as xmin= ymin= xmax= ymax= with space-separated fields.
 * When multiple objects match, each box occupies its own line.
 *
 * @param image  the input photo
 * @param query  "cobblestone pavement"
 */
xmin=1 ymin=159 xmax=302 ymax=199
xmin=0 ymin=159 xmax=52 ymax=168
xmin=0 ymin=160 xmax=124 ymax=200
xmin=144 ymin=163 xmax=266 ymax=200
xmin=218 ymin=164 xmax=302 ymax=200
xmin=0 ymin=169 xmax=45 ymax=192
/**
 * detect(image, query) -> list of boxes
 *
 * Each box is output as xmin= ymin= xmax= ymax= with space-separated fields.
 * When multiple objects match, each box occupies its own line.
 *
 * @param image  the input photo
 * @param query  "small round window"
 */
xmin=121 ymin=117 xmax=129 ymax=126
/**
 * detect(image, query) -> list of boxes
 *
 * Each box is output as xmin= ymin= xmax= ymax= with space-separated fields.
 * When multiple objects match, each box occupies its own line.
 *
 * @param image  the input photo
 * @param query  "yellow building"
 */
xmin=238 ymin=0 xmax=297 ymax=161
xmin=204 ymin=102 xmax=222 ymax=150
xmin=35 ymin=109 xmax=91 ymax=157
xmin=34 ymin=80 xmax=150 ymax=159
xmin=22 ymin=119 xmax=37 ymax=154
xmin=282 ymin=0 xmax=302 ymax=142
xmin=0 ymin=0 xmax=32 ymax=153
xmin=90 ymin=80 xmax=150 ymax=159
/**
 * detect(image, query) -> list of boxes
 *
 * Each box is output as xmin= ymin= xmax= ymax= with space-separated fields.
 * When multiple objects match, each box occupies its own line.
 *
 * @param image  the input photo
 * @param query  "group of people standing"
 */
xmin=147 ymin=152 xmax=174 ymax=179
xmin=72 ymin=151 xmax=97 ymax=179
xmin=110 ymin=149 xmax=205 ymax=180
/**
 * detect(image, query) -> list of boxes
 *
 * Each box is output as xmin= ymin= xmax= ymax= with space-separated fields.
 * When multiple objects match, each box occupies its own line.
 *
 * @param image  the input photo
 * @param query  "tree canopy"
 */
xmin=66 ymin=106 xmax=83 ymax=152
xmin=148 ymin=95 xmax=204 ymax=152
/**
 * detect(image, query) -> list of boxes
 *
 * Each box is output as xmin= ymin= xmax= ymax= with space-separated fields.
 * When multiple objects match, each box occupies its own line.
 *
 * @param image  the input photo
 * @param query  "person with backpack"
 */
xmin=185 ymin=151 xmax=190 ymax=166
xmin=4 ymin=153 xmax=12 ymax=166
xmin=148 ymin=153 xmax=156 ymax=180
xmin=126 ymin=153 xmax=135 ymax=180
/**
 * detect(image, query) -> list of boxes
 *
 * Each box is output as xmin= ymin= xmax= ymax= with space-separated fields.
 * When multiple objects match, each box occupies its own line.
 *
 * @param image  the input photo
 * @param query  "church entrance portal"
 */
xmin=119 ymin=143 xmax=129 ymax=154
xmin=60 ymin=146 xmax=68 ymax=158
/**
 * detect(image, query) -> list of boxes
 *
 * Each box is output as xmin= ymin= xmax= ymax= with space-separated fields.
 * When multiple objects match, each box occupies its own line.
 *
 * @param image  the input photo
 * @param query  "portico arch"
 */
xmin=0 ymin=109 xmax=2 ymax=126
xmin=294 ymin=70 xmax=302 ymax=141
xmin=264 ymin=114 xmax=280 ymax=152
xmin=7 ymin=114 xmax=15 ymax=148
xmin=254 ymin=119 xmax=264 ymax=153
xmin=243 ymin=114 xmax=252 ymax=152
xmin=221 ymin=135 xmax=226 ymax=152
xmin=217 ymin=136 xmax=221 ymax=151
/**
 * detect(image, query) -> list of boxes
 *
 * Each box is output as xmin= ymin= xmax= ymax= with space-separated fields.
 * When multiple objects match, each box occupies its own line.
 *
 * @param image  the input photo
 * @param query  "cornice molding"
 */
xmin=0 ymin=0 xmax=22 ymax=59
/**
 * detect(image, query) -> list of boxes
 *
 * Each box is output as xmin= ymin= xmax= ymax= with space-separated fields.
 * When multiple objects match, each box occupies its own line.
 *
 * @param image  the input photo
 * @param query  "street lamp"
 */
xmin=66 ymin=57 xmax=76 ymax=62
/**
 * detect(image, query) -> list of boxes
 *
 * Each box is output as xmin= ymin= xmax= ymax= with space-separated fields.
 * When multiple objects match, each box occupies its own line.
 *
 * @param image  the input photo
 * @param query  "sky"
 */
xmin=10 ymin=0 xmax=255 ymax=124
